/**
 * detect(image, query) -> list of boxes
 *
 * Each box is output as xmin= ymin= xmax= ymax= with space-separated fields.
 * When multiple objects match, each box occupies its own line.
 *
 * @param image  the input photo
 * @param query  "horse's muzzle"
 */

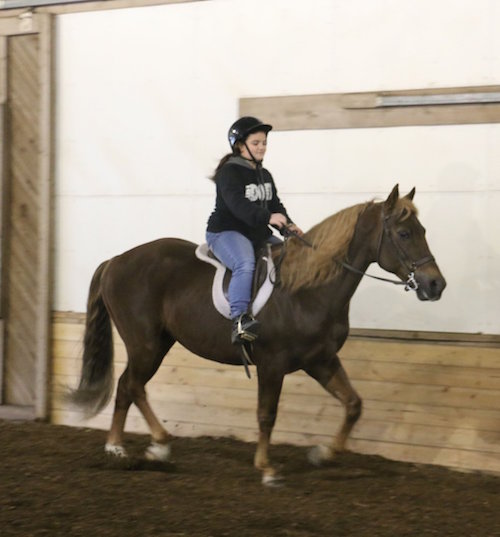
xmin=415 ymin=269 xmax=447 ymax=301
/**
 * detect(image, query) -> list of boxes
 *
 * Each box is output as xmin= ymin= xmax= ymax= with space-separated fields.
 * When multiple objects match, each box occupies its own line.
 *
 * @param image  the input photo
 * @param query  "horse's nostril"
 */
xmin=430 ymin=278 xmax=446 ymax=296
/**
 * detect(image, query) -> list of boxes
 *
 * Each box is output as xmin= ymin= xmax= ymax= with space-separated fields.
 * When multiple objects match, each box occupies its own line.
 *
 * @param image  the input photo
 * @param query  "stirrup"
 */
xmin=231 ymin=313 xmax=260 ymax=344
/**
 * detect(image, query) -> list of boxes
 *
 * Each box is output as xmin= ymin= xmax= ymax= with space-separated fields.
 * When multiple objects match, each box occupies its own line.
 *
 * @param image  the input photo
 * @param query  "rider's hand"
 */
xmin=286 ymin=223 xmax=304 ymax=237
xmin=269 ymin=213 xmax=288 ymax=228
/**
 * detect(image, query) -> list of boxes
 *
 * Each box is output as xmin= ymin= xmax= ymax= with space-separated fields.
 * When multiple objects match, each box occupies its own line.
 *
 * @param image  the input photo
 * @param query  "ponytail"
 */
xmin=209 ymin=145 xmax=242 ymax=182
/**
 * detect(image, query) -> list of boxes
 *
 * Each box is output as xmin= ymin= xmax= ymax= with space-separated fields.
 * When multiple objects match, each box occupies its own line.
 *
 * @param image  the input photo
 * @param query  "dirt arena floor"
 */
xmin=1 ymin=419 xmax=499 ymax=537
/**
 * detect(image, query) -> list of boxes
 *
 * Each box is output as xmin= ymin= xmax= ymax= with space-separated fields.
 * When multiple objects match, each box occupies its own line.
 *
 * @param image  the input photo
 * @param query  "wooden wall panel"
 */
xmin=2 ymin=34 xmax=40 ymax=406
xmin=51 ymin=313 xmax=500 ymax=475
xmin=240 ymin=85 xmax=500 ymax=131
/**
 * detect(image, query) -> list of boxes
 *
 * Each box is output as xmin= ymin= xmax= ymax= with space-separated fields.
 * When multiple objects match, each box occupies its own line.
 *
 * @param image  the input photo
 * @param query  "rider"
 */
xmin=206 ymin=116 xmax=303 ymax=345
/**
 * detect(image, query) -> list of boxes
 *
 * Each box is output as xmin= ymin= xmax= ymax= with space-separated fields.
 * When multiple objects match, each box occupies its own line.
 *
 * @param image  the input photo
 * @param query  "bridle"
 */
xmin=340 ymin=209 xmax=435 ymax=292
xmin=279 ymin=207 xmax=435 ymax=292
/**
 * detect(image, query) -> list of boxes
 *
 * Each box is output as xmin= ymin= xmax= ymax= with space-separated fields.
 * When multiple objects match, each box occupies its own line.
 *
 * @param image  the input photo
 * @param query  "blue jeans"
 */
xmin=206 ymin=231 xmax=256 ymax=319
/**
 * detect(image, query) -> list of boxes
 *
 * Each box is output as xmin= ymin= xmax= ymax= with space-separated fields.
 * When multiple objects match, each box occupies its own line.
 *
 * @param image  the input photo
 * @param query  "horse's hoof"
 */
xmin=145 ymin=441 xmax=171 ymax=462
xmin=262 ymin=473 xmax=285 ymax=487
xmin=307 ymin=444 xmax=333 ymax=466
xmin=105 ymin=443 xmax=128 ymax=458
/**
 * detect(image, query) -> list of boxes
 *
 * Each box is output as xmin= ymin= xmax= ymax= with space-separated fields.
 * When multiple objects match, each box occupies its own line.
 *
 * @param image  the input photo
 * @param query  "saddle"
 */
xmin=195 ymin=243 xmax=275 ymax=319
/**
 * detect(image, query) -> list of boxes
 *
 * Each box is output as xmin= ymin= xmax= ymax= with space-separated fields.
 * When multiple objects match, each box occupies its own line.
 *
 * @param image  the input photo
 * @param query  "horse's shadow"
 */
xmin=85 ymin=437 xmax=414 ymax=484
xmin=87 ymin=452 xmax=177 ymax=473
xmin=274 ymin=449 xmax=412 ymax=483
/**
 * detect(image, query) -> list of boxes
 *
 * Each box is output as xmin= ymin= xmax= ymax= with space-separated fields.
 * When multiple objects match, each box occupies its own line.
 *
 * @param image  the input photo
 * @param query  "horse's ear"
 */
xmin=384 ymin=184 xmax=400 ymax=212
xmin=405 ymin=187 xmax=416 ymax=201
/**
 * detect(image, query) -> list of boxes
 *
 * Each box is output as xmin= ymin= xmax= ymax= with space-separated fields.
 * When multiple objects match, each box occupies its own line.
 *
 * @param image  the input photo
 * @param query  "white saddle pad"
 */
xmin=195 ymin=243 xmax=275 ymax=319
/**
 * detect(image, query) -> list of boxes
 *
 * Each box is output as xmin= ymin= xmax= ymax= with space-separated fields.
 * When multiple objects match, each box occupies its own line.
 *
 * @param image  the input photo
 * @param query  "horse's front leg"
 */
xmin=304 ymin=354 xmax=362 ymax=465
xmin=254 ymin=365 xmax=284 ymax=486
xmin=105 ymin=366 xmax=133 ymax=457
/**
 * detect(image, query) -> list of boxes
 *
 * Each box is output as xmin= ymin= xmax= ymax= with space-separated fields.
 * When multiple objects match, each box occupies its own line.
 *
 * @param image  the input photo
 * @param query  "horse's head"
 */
xmin=377 ymin=185 xmax=446 ymax=301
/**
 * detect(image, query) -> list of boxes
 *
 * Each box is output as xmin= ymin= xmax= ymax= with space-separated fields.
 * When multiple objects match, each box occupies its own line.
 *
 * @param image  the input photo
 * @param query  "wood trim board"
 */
xmin=34 ymin=11 xmax=54 ymax=418
xmin=240 ymin=85 xmax=500 ymax=130
xmin=52 ymin=311 xmax=500 ymax=345
xmin=0 ymin=0 xmax=203 ymax=16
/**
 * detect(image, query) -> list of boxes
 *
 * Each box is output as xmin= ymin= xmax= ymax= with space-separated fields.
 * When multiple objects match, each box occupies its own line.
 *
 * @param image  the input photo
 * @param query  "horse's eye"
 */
xmin=398 ymin=230 xmax=411 ymax=240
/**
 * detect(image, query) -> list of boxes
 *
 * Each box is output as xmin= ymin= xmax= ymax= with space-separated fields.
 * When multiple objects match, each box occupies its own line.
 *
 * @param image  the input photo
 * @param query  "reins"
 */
xmin=273 ymin=210 xmax=435 ymax=293
xmin=339 ymin=261 xmax=413 ymax=287
xmin=281 ymin=226 xmax=315 ymax=248
xmin=340 ymin=210 xmax=435 ymax=292
xmin=269 ymin=225 xmax=315 ymax=285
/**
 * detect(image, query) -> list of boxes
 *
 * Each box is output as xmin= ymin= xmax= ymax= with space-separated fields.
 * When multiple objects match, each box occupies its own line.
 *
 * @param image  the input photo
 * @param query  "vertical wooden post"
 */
xmin=0 ymin=37 xmax=6 ymax=405
xmin=35 ymin=12 xmax=54 ymax=419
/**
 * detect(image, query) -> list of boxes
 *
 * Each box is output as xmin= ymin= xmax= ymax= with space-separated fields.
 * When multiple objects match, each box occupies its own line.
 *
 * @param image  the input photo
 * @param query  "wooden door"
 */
xmin=0 ymin=15 xmax=53 ymax=419
xmin=2 ymin=32 xmax=41 ymax=410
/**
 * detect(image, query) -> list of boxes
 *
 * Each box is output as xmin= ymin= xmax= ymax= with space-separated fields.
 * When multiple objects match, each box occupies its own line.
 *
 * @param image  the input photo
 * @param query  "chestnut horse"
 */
xmin=68 ymin=185 xmax=446 ymax=485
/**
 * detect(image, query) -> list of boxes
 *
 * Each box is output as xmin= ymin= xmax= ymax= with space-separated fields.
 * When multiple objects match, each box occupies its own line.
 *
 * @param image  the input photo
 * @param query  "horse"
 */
xmin=68 ymin=184 xmax=446 ymax=485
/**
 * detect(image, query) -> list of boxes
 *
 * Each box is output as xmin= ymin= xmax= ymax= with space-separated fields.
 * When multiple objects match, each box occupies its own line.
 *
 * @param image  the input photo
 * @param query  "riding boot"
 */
xmin=231 ymin=313 xmax=260 ymax=344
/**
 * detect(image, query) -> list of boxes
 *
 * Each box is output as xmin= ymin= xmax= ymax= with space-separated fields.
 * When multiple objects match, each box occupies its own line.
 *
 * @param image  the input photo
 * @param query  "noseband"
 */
xmin=342 ymin=209 xmax=435 ymax=292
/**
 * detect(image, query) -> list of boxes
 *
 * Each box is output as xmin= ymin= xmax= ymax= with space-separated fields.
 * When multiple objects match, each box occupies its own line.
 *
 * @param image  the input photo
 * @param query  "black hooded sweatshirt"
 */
xmin=206 ymin=156 xmax=292 ymax=247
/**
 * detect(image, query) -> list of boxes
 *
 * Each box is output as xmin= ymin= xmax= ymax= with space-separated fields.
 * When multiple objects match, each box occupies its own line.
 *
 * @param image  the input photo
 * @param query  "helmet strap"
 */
xmin=243 ymin=141 xmax=263 ymax=167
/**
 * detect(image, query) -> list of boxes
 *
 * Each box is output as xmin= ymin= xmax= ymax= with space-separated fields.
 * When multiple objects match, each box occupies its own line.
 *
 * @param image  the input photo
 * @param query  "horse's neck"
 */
xmin=348 ymin=202 xmax=381 ymax=267
xmin=321 ymin=204 xmax=381 ymax=308
xmin=277 ymin=202 xmax=381 ymax=313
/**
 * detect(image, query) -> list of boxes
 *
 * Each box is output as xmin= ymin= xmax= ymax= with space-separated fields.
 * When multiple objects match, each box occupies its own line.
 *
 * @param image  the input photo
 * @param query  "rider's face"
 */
xmin=239 ymin=131 xmax=268 ymax=162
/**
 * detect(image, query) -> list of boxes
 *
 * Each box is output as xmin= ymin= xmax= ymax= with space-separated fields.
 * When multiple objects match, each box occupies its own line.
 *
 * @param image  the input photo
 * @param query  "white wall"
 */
xmin=54 ymin=0 xmax=500 ymax=334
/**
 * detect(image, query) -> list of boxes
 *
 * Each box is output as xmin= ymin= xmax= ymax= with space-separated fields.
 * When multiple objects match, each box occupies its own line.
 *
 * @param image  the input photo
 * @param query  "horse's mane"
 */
xmin=279 ymin=197 xmax=417 ymax=292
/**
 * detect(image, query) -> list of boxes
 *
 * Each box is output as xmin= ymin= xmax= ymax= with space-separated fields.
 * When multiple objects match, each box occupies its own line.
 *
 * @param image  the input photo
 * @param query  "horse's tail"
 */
xmin=65 ymin=260 xmax=114 ymax=418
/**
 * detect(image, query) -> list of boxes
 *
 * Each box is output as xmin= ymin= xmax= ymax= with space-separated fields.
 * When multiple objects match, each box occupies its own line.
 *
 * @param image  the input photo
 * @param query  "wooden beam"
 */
xmin=52 ymin=310 xmax=500 ymax=346
xmin=350 ymin=328 xmax=500 ymax=347
xmin=240 ymin=85 xmax=500 ymax=130
xmin=0 ymin=0 xmax=205 ymax=16
xmin=0 ymin=13 xmax=39 ymax=34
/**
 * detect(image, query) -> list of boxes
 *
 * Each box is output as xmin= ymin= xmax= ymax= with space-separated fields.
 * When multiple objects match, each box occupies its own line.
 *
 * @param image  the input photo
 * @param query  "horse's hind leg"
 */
xmin=304 ymin=354 xmax=362 ymax=465
xmin=106 ymin=334 xmax=175 ymax=460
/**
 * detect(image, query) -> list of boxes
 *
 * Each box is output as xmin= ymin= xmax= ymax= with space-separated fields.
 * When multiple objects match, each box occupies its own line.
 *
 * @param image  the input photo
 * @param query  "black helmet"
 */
xmin=228 ymin=116 xmax=273 ymax=149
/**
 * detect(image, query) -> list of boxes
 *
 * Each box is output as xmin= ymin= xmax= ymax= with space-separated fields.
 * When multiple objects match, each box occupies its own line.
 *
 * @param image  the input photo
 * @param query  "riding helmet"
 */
xmin=228 ymin=116 xmax=273 ymax=149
